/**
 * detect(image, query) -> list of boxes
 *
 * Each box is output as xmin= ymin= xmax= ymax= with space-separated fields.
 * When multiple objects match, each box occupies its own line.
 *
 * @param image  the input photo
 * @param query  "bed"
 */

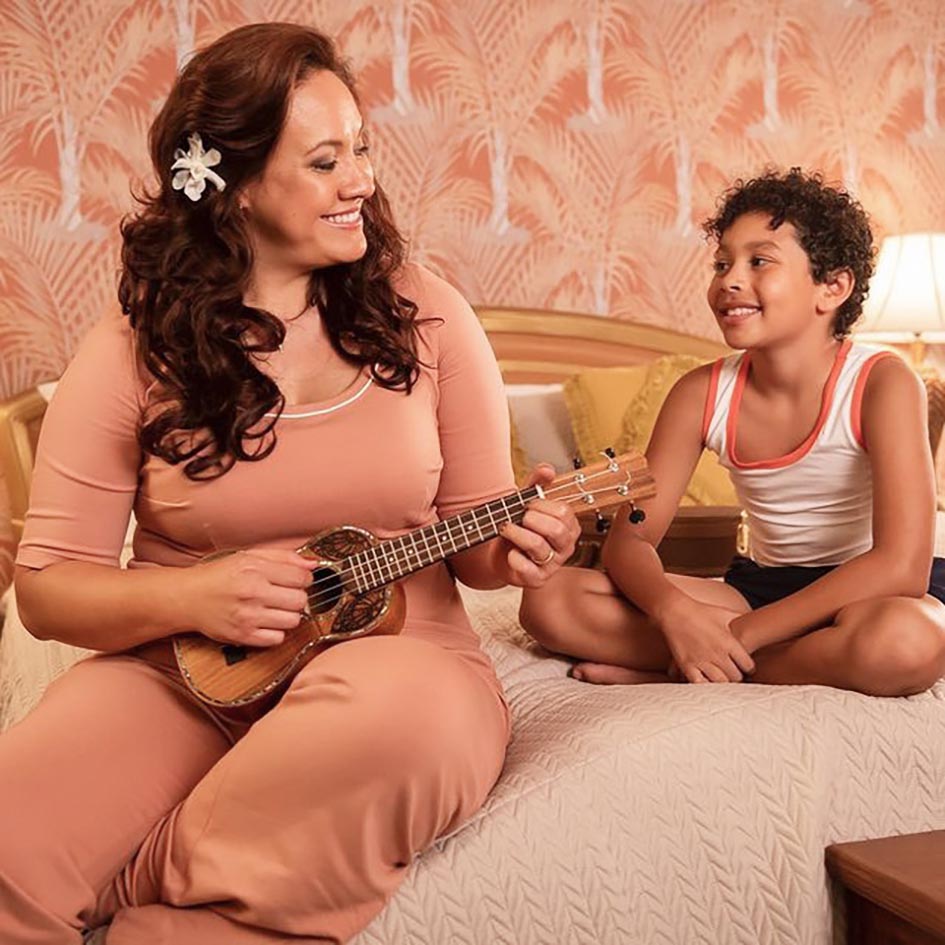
xmin=2 ymin=308 xmax=945 ymax=945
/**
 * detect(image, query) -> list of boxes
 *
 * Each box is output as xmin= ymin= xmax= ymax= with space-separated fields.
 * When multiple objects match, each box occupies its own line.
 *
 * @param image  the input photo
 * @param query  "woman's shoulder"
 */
xmin=394 ymin=263 xmax=485 ymax=361
xmin=78 ymin=311 xmax=135 ymax=355
xmin=394 ymin=263 xmax=473 ymax=320
xmin=58 ymin=312 xmax=146 ymax=407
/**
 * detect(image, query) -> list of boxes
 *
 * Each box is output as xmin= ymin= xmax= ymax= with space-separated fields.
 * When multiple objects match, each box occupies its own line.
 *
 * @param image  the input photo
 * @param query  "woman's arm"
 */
xmin=16 ymin=561 xmax=195 ymax=649
xmin=14 ymin=317 xmax=314 ymax=651
xmin=16 ymin=549 xmax=315 ymax=652
xmin=732 ymin=357 xmax=934 ymax=653
xmin=405 ymin=267 xmax=576 ymax=590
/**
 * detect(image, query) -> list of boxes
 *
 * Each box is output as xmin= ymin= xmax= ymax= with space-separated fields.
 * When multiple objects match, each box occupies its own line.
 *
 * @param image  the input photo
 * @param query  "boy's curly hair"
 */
xmin=702 ymin=167 xmax=875 ymax=338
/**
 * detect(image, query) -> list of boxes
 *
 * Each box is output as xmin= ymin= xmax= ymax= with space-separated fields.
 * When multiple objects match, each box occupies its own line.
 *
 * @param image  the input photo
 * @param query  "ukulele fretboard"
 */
xmin=341 ymin=486 xmax=541 ymax=593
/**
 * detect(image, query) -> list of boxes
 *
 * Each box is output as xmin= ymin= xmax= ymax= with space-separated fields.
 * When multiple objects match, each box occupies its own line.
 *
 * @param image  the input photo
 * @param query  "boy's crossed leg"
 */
xmin=520 ymin=567 xmax=945 ymax=696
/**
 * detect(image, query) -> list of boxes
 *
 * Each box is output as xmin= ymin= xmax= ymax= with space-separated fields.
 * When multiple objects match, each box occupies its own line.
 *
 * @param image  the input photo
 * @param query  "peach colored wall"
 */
xmin=1 ymin=0 xmax=944 ymax=399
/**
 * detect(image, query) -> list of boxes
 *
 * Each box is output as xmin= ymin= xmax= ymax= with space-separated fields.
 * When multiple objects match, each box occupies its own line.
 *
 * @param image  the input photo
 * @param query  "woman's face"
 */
xmin=240 ymin=70 xmax=375 ymax=276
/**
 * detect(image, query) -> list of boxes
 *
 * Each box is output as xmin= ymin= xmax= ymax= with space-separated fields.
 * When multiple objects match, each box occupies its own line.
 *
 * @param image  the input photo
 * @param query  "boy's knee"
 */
xmin=519 ymin=582 xmax=568 ymax=650
xmin=844 ymin=601 xmax=945 ymax=695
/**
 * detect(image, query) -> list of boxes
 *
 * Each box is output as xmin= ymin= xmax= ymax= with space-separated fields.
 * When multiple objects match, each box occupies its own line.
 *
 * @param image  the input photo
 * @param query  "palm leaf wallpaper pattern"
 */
xmin=1 ymin=0 xmax=944 ymax=399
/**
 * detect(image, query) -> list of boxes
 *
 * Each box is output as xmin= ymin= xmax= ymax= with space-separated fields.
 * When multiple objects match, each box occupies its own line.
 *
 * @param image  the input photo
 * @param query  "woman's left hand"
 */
xmin=492 ymin=464 xmax=581 ymax=588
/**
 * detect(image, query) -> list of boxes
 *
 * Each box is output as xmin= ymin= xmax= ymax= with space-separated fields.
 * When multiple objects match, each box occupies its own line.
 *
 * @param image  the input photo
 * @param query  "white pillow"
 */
xmin=506 ymin=383 xmax=578 ymax=472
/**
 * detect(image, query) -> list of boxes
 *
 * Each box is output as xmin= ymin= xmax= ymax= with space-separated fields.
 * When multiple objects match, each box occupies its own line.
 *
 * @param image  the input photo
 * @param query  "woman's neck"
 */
xmin=244 ymin=267 xmax=313 ymax=324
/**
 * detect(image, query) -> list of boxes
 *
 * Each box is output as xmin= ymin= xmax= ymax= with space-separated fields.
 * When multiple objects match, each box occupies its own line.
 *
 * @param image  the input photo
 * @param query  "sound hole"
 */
xmin=222 ymin=644 xmax=247 ymax=665
xmin=308 ymin=567 xmax=344 ymax=615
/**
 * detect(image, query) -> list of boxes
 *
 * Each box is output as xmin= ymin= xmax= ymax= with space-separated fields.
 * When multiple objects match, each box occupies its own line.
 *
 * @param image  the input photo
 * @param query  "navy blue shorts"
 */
xmin=723 ymin=555 xmax=945 ymax=610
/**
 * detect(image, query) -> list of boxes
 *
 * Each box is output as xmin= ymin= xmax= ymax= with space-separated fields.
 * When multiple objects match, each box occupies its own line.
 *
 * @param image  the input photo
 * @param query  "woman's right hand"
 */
xmin=655 ymin=594 xmax=755 ymax=684
xmin=180 ymin=547 xmax=317 ymax=647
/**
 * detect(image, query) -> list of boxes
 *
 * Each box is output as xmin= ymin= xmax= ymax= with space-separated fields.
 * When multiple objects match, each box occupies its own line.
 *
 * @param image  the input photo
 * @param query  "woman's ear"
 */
xmin=236 ymin=180 xmax=255 ymax=214
xmin=816 ymin=268 xmax=854 ymax=314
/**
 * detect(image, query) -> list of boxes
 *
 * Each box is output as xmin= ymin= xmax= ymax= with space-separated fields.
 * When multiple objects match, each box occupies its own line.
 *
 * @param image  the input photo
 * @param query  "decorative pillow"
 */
xmin=615 ymin=355 xmax=737 ymax=507
xmin=562 ymin=366 xmax=650 ymax=464
xmin=506 ymin=383 xmax=579 ymax=485
xmin=509 ymin=414 xmax=531 ymax=487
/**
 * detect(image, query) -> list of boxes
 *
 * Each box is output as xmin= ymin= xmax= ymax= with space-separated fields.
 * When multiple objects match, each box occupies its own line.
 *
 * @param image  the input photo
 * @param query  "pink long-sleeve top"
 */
xmin=17 ymin=265 xmax=515 ymax=655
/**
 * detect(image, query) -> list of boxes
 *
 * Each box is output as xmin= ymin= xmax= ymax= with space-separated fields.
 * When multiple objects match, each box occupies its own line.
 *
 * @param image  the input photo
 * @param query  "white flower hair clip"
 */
xmin=171 ymin=132 xmax=226 ymax=202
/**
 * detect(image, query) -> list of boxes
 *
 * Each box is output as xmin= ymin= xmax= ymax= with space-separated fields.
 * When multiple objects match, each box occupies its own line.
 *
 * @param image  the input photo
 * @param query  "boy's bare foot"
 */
xmin=568 ymin=663 xmax=670 ymax=685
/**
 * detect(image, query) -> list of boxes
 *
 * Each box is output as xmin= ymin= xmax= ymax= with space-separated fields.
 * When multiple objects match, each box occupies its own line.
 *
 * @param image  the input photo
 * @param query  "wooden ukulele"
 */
xmin=174 ymin=449 xmax=655 ymax=706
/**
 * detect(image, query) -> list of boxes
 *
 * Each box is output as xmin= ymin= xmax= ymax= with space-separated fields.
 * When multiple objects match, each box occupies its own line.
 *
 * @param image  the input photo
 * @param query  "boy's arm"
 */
xmin=602 ymin=365 xmax=755 ymax=682
xmin=601 ymin=367 xmax=710 ymax=608
xmin=732 ymin=357 xmax=934 ymax=653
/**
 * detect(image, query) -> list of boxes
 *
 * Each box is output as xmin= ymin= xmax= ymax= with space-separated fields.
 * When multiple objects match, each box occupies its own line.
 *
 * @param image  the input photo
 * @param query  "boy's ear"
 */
xmin=816 ymin=268 xmax=855 ymax=315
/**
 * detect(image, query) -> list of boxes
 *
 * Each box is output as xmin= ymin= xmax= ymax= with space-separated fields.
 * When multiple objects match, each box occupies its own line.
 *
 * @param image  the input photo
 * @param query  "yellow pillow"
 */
xmin=615 ymin=354 xmax=738 ymax=507
xmin=562 ymin=366 xmax=650 ymax=465
xmin=509 ymin=413 xmax=531 ymax=487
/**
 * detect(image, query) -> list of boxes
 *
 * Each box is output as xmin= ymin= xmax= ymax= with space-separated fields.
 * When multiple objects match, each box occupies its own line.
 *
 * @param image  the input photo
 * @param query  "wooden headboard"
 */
xmin=0 ymin=309 xmax=727 ymax=546
xmin=0 ymin=388 xmax=47 ymax=544
xmin=476 ymin=307 xmax=726 ymax=383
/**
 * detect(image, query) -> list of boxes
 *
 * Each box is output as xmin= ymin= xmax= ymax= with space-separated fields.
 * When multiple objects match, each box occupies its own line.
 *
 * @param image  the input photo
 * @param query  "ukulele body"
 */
xmin=173 ymin=526 xmax=405 ymax=707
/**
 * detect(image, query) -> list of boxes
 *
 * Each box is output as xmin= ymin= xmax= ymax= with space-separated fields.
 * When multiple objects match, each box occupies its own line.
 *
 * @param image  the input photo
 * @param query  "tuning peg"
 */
xmin=603 ymin=446 xmax=616 ymax=458
xmin=628 ymin=503 xmax=646 ymax=524
xmin=595 ymin=510 xmax=611 ymax=534
xmin=572 ymin=456 xmax=584 ymax=469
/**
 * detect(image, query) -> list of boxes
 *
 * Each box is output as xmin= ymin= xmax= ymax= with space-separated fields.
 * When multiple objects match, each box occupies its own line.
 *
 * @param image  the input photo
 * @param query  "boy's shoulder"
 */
xmin=859 ymin=348 xmax=919 ymax=389
xmin=859 ymin=349 xmax=926 ymax=417
xmin=675 ymin=359 xmax=723 ymax=390
xmin=658 ymin=359 xmax=718 ymax=416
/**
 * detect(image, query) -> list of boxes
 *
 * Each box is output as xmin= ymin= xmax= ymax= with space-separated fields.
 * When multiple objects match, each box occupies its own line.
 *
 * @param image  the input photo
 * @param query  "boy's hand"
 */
xmin=657 ymin=597 xmax=755 ymax=683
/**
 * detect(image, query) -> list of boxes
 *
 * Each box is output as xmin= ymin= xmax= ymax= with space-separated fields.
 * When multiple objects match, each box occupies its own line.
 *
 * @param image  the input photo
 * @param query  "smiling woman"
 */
xmin=0 ymin=22 xmax=580 ymax=945
xmin=240 ymin=70 xmax=375 ymax=275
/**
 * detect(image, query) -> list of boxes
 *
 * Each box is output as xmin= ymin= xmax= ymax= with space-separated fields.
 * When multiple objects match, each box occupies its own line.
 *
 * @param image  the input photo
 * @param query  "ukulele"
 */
xmin=174 ymin=449 xmax=655 ymax=706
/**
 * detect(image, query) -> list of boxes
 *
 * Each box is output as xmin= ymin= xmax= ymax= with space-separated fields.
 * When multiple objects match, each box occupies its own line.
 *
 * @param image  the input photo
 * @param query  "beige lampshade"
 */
xmin=858 ymin=233 xmax=945 ymax=342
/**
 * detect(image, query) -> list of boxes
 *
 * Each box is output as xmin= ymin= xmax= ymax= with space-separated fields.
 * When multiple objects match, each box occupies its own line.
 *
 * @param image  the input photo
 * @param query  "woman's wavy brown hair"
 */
xmin=120 ymin=22 xmax=420 ymax=479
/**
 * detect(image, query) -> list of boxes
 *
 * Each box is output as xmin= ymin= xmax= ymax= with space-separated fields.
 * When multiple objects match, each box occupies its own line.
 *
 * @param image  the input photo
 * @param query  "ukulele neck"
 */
xmin=344 ymin=486 xmax=541 ymax=592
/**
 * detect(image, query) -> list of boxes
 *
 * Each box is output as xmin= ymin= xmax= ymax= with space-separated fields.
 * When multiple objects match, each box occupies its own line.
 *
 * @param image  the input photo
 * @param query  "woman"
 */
xmin=0 ymin=23 xmax=578 ymax=945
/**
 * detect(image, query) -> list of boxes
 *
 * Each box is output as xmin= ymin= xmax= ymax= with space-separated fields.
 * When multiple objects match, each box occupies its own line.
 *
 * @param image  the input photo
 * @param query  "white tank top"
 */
xmin=703 ymin=340 xmax=897 ymax=567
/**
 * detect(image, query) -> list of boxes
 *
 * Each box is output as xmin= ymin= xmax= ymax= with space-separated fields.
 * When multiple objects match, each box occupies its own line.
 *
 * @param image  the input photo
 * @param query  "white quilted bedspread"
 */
xmin=354 ymin=585 xmax=945 ymax=945
xmin=3 ymin=581 xmax=945 ymax=945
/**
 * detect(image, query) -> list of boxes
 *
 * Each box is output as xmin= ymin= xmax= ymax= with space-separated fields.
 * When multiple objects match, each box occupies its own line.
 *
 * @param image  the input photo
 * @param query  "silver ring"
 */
xmin=531 ymin=548 xmax=555 ymax=566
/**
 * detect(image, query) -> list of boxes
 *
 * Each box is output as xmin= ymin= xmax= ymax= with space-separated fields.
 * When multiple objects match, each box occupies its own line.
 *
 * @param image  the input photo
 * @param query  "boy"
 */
xmin=521 ymin=168 xmax=945 ymax=696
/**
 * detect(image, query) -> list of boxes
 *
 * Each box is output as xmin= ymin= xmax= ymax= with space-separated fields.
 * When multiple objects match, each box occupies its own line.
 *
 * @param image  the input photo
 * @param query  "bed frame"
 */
xmin=476 ymin=307 xmax=726 ymax=383
xmin=0 ymin=308 xmax=728 ymax=545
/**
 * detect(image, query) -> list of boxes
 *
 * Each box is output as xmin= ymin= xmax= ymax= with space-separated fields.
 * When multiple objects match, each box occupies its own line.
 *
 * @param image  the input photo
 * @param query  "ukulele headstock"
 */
xmin=542 ymin=448 xmax=655 ymax=520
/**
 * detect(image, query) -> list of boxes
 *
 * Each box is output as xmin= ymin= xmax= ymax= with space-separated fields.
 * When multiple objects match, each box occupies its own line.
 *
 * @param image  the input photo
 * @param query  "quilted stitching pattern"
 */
xmin=352 ymin=586 xmax=945 ymax=945
xmin=3 ymin=584 xmax=944 ymax=943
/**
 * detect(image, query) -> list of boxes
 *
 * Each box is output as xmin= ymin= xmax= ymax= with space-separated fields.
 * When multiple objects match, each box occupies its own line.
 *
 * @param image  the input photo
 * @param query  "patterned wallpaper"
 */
xmin=1 ymin=0 xmax=944 ymax=400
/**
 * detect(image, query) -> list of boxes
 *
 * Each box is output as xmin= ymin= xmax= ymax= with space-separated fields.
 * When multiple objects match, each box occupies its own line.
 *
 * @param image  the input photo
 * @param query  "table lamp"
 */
xmin=857 ymin=232 xmax=945 ymax=367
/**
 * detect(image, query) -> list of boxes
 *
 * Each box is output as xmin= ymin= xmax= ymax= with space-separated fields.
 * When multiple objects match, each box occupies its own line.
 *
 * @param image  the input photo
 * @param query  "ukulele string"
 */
xmin=300 ymin=470 xmax=638 ymax=608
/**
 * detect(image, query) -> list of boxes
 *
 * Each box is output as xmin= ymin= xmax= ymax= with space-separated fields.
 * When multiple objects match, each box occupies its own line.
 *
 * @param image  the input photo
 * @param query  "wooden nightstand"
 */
xmin=569 ymin=505 xmax=743 ymax=577
xmin=826 ymin=831 xmax=945 ymax=944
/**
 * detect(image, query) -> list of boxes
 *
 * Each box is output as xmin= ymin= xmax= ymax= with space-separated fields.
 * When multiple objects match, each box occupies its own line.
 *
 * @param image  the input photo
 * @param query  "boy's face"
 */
xmin=707 ymin=212 xmax=832 ymax=349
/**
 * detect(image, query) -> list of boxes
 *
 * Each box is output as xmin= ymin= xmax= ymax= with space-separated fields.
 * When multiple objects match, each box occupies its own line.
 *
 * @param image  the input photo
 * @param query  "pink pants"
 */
xmin=0 ymin=633 xmax=509 ymax=944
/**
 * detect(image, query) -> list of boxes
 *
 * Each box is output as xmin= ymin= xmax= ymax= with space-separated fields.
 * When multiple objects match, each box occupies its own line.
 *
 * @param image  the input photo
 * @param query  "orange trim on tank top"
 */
xmin=850 ymin=351 xmax=899 ymax=450
xmin=701 ymin=358 xmax=724 ymax=445
xmin=726 ymin=339 xmax=851 ymax=470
